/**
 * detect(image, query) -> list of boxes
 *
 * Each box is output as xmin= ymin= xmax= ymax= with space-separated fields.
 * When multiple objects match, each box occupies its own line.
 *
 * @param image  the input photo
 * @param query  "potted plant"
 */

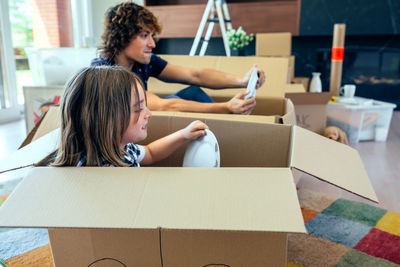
xmin=226 ymin=26 xmax=254 ymax=56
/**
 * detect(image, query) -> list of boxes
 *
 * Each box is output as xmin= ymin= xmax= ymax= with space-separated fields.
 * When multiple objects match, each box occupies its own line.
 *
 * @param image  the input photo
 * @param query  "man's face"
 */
xmin=121 ymin=28 xmax=156 ymax=65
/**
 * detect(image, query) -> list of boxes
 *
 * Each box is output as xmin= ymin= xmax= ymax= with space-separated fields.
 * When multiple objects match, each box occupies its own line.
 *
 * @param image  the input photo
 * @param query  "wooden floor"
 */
xmin=0 ymin=112 xmax=399 ymax=213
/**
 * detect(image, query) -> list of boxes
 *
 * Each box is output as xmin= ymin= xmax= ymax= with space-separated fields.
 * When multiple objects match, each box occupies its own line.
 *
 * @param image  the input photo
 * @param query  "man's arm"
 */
xmin=146 ymin=91 xmax=256 ymax=114
xmin=158 ymin=63 xmax=265 ymax=89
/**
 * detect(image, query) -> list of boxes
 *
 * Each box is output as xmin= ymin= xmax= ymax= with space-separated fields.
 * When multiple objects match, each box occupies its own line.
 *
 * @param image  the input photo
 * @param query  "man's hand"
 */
xmin=227 ymin=91 xmax=256 ymax=114
xmin=242 ymin=65 xmax=266 ymax=89
xmin=181 ymin=120 xmax=209 ymax=140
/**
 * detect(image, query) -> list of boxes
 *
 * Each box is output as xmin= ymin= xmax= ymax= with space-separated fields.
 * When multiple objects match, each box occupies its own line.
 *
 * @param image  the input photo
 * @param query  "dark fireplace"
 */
xmin=293 ymin=35 xmax=400 ymax=110
xmin=316 ymin=47 xmax=400 ymax=108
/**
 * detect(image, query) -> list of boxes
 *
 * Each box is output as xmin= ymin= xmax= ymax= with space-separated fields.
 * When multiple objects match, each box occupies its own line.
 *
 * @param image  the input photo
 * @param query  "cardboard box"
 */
xmin=0 ymin=114 xmax=377 ymax=266
xmin=255 ymin=33 xmax=295 ymax=82
xmin=292 ymin=77 xmax=310 ymax=92
xmin=286 ymin=84 xmax=306 ymax=94
xmin=19 ymin=99 xmax=296 ymax=149
xmin=148 ymin=55 xmax=289 ymax=99
xmin=148 ymin=55 xmax=296 ymax=125
xmin=256 ymin=32 xmax=292 ymax=57
xmin=285 ymin=92 xmax=332 ymax=134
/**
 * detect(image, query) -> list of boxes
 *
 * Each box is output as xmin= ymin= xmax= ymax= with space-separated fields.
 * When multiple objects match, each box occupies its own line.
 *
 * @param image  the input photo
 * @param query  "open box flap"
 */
xmin=0 ymin=128 xmax=60 ymax=174
xmin=290 ymin=126 xmax=378 ymax=202
xmin=20 ymin=106 xmax=61 ymax=148
xmin=281 ymin=98 xmax=296 ymax=125
xmin=285 ymin=92 xmax=333 ymax=105
xmin=0 ymin=167 xmax=306 ymax=234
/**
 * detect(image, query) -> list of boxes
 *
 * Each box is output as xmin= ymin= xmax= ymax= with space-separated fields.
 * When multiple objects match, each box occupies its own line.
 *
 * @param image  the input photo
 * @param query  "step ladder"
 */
xmin=189 ymin=0 xmax=232 ymax=56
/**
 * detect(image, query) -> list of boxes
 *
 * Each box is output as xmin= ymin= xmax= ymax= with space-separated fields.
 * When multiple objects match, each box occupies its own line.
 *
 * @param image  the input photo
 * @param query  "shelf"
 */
xmin=145 ymin=0 xmax=275 ymax=5
xmin=146 ymin=0 xmax=300 ymax=38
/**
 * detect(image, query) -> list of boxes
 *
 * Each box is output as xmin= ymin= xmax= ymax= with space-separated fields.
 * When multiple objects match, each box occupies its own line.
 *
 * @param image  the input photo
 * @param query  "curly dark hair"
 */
xmin=99 ymin=1 xmax=162 ymax=61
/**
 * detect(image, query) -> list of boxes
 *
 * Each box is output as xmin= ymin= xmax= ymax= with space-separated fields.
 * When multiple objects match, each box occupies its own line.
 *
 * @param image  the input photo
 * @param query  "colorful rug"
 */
xmin=0 ymin=189 xmax=399 ymax=266
xmin=288 ymin=189 xmax=400 ymax=267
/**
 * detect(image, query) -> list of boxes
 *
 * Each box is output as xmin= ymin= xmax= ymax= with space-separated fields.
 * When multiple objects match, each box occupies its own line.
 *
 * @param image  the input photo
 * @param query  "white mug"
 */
xmin=340 ymin=84 xmax=356 ymax=98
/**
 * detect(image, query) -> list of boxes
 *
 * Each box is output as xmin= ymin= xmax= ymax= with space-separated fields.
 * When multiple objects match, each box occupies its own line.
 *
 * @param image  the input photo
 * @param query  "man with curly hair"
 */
xmin=91 ymin=1 xmax=266 ymax=114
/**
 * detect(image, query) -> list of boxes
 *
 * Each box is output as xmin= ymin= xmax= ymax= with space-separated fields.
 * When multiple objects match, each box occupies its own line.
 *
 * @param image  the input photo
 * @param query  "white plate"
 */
xmin=244 ymin=67 xmax=258 ymax=100
xmin=182 ymin=129 xmax=220 ymax=167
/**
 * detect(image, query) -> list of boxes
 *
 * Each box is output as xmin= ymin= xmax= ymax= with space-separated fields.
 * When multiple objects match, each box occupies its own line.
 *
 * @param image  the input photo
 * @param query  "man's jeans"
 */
xmin=163 ymin=85 xmax=215 ymax=103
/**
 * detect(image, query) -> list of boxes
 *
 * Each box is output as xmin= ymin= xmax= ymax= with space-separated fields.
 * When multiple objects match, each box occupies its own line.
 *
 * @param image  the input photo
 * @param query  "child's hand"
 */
xmin=181 ymin=120 xmax=209 ymax=140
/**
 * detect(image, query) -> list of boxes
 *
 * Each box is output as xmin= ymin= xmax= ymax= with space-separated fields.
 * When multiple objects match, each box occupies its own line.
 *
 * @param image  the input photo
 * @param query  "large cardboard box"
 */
xmin=0 ymin=113 xmax=378 ymax=266
xmin=286 ymin=84 xmax=306 ymax=94
xmin=148 ymin=55 xmax=289 ymax=99
xmin=190 ymin=96 xmax=295 ymax=125
xmin=18 ymin=98 xmax=296 ymax=144
xmin=255 ymin=32 xmax=295 ymax=82
xmin=286 ymin=92 xmax=333 ymax=134
xmin=254 ymin=33 xmax=333 ymax=134
xmin=256 ymin=32 xmax=291 ymax=57
xmin=147 ymin=55 xmax=297 ymax=125
xmin=292 ymin=77 xmax=310 ymax=92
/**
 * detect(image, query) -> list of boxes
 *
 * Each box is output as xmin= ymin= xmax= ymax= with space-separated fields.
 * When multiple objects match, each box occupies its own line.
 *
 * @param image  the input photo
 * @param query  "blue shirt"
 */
xmin=90 ymin=54 xmax=168 ymax=90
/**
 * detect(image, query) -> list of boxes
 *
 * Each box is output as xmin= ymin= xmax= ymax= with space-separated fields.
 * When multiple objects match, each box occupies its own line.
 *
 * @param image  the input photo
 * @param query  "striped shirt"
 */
xmin=77 ymin=143 xmax=145 ymax=167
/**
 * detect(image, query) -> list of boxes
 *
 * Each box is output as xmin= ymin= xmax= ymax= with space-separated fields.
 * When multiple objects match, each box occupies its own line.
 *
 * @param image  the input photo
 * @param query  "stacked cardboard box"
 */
xmin=256 ymin=32 xmax=295 ymax=83
xmin=256 ymin=32 xmax=332 ymax=134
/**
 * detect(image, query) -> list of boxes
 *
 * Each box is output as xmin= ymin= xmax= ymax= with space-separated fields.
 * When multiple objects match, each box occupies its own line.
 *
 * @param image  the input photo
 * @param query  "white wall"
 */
xmin=71 ymin=0 xmax=144 ymax=48
xmin=0 ymin=0 xmax=20 ymax=123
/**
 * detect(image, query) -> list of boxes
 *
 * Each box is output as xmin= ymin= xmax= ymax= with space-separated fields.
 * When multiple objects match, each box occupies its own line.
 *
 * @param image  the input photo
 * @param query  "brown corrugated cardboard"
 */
xmin=286 ymin=84 xmax=306 ymax=93
xmin=1 ymin=114 xmax=377 ymax=198
xmin=1 ymin=167 xmax=304 ymax=266
xmin=256 ymin=32 xmax=292 ymax=56
xmin=200 ymin=96 xmax=295 ymax=125
xmin=49 ymin=228 xmax=161 ymax=266
xmin=287 ymin=56 xmax=295 ymax=82
xmin=0 ymin=114 xmax=377 ymax=266
xmin=292 ymin=77 xmax=310 ymax=92
xmin=285 ymin=92 xmax=332 ymax=134
xmin=148 ymin=55 xmax=289 ymax=98
xmin=152 ymin=111 xmax=276 ymax=124
xmin=16 ymin=97 xmax=296 ymax=155
xmin=290 ymin=126 xmax=377 ymax=200
xmin=255 ymin=33 xmax=294 ymax=84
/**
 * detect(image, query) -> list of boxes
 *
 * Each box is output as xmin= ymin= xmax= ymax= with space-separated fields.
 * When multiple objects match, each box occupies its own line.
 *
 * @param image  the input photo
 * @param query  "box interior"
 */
xmin=142 ymin=115 xmax=293 ymax=168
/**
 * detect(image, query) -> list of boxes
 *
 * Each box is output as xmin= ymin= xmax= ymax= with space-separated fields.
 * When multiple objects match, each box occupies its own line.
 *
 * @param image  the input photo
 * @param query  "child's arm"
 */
xmin=140 ymin=120 xmax=209 ymax=165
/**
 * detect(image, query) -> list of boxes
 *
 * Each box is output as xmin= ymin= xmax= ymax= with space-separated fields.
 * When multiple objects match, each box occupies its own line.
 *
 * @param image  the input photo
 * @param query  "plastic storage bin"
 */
xmin=25 ymin=47 xmax=97 ymax=86
xmin=327 ymin=97 xmax=396 ymax=143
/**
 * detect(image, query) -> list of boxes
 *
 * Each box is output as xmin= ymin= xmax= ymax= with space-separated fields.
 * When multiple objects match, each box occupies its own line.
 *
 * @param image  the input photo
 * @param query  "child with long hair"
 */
xmin=52 ymin=65 xmax=208 ymax=167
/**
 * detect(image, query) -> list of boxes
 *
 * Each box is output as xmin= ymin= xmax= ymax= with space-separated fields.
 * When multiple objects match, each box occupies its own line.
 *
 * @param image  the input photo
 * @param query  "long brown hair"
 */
xmin=99 ymin=1 xmax=162 ymax=61
xmin=52 ymin=65 xmax=144 ymax=166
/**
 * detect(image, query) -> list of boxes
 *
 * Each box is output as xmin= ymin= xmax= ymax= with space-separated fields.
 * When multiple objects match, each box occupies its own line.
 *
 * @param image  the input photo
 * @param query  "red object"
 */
xmin=53 ymin=95 xmax=61 ymax=104
xmin=331 ymin=47 xmax=344 ymax=61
